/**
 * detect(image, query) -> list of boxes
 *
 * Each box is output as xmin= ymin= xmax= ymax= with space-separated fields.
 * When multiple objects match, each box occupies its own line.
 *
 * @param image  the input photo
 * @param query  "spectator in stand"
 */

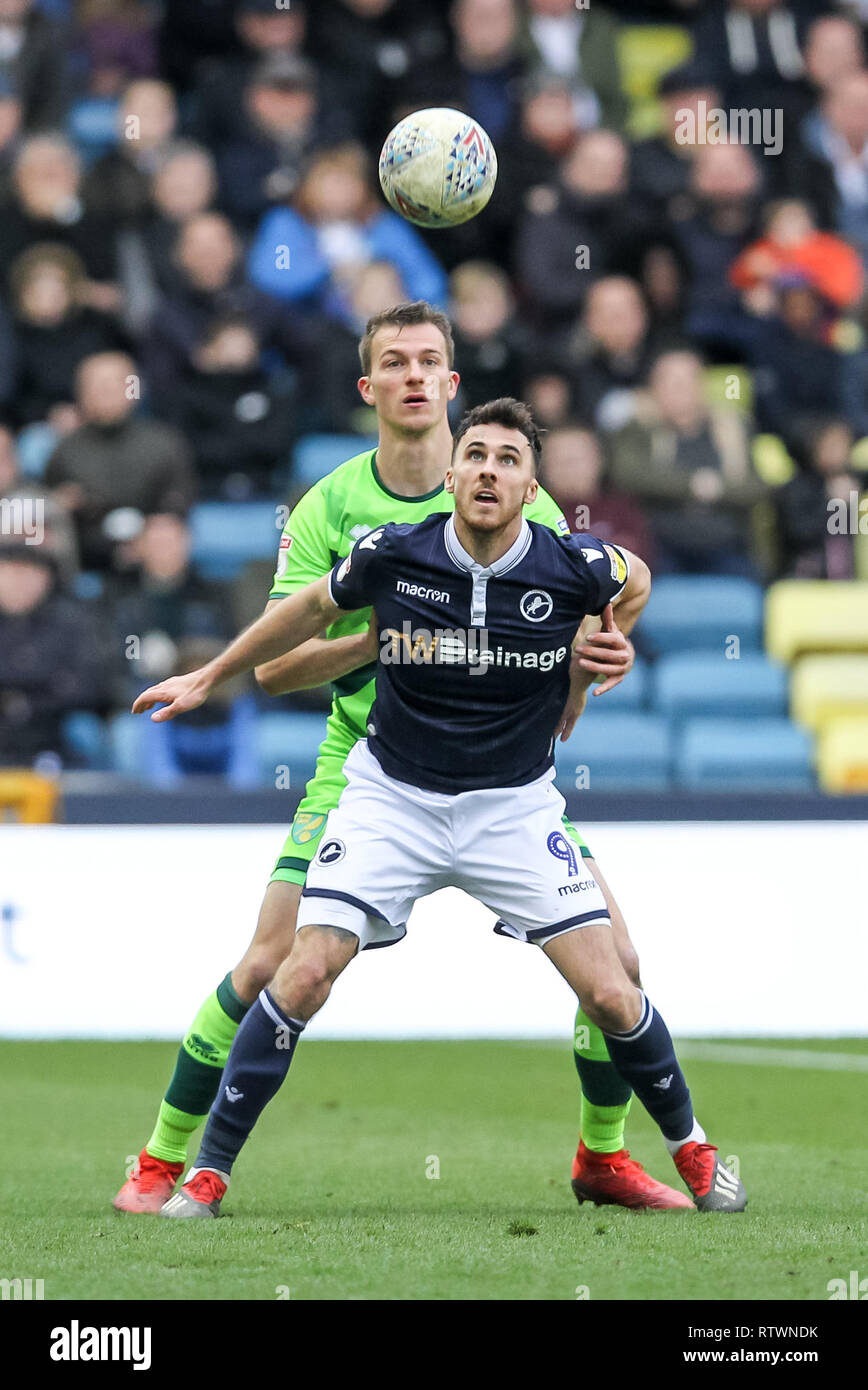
xmin=540 ymin=424 xmax=655 ymax=565
xmin=799 ymin=13 xmax=865 ymax=152
xmin=747 ymin=273 xmax=847 ymax=444
xmin=0 ymin=424 xmax=78 ymax=584
xmin=631 ymin=63 xmax=723 ymax=221
xmin=74 ymin=0 xmax=159 ymax=98
xmin=523 ymin=364 xmax=577 ymax=430
xmin=107 ymin=513 xmax=230 ymax=703
xmin=514 ymin=129 xmax=662 ymax=333
xmin=690 ymin=0 xmax=811 ymax=134
xmin=8 ymin=243 xmax=128 ymax=428
xmin=192 ymin=0 xmax=310 ymax=148
xmin=609 ymin=347 xmax=765 ymax=575
xmin=82 ymin=78 xmax=178 ymax=226
xmin=495 ymin=75 xmax=583 ymax=223
xmin=670 ymin=143 xmax=765 ymax=360
xmin=44 ymin=351 xmax=196 ymax=572
xmin=521 ymin=0 xmax=627 ymax=133
xmin=248 ymin=142 xmax=447 ymax=317
xmin=0 ymin=76 xmax=22 ymax=197
xmin=0 ymin=135 xmax=120 ymax=300
xmin=116 ymin=140 xmax=219 ymax=332
xmin=449 ymin=261 xmax=529 ymax=413
xmin=216 ymin=53 xmax=348 ymax=231
xmin=403 ymin=0 xmax=524 ymax=146
xmin=144 ymin=211 xmax=326 ymax=417
xmin=306 ymin=0 xmax=449 ymax=147
xmin=730 ymin=198 xmax=864 ymax=317
xmin=160 ymin=314 xmax=295 ymax=501
xmin=772 ymin=416 xmax=865 ymax=579
xmin=156 ymin=0 xmax=239 ymax=97
xmin=0 ymin=543 xmax=108 ymax=767
xmin=567 ymin=276 xmax=658 ymax=432
xmin=0 ymin=0 xmax=68 ymax=131
xmin=797 ymin=70 xmax=868 ymax=267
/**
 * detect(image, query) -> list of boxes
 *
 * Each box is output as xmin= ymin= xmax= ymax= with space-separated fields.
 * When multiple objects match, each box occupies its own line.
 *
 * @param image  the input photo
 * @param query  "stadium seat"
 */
xmin=109 ymin=712 xmax=143 ymax=777
xmin=790 ymin=654 xmax=868 ymax=731
xmin=293 ymin=435 xmax=378 ymax=491
xmin=638 ymin=576 xmax=764 ymax=656
xmin=255 ymin=711 xmax=329 ymax=789
xmin=584 ymin=655 xmax=650 ymax=710
xmin=617 ymin=25 xmax=693 ymax=138
xmin=62 ymin=711 xmax=109 ymax=769
xmin=675 ymin=718 xmax=814 ymax=791
xmin=190 ymin=501 xmax=283 ymax=581
xmin=67 ymin=97 xmax=120 ymax=160
xmin=703 ymin=365 xmax=754 ymax=416
xmin=751 ymin=433 xmax=797 ymax=485
xmin=651 ymin=651 xmax=788 ymax=720
xmin=817 ymin=716 xmax=868 ymax=793
xmin=554 ymin=712 xmax=672 ymax=791
xmin=766 ymin=581 xmax=868 ymax=663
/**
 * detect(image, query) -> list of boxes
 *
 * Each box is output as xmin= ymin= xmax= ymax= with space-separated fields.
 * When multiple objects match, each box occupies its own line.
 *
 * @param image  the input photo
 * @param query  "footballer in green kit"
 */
xmin=113 ymin=301 xmax=691 ymax=1215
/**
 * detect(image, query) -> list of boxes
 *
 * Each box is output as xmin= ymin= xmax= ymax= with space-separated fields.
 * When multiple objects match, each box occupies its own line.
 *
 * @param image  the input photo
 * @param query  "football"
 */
xmin=378 ymin=107 xmax=497 ymax=229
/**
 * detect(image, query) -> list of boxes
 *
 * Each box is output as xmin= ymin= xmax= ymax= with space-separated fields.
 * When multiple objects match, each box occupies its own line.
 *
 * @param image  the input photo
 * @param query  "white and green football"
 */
xmin=378 ymin=107 xmax=497 ymax=229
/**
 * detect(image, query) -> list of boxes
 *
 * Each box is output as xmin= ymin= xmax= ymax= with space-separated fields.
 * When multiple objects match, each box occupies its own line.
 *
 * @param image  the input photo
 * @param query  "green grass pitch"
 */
xmin=1 ymin=1038 xmax=866 ymax=1301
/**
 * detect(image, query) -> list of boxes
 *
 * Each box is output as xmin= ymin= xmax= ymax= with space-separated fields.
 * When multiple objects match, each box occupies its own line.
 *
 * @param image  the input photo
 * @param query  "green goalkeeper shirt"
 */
xmin=269 ymin=448 xmax=569 ymax=740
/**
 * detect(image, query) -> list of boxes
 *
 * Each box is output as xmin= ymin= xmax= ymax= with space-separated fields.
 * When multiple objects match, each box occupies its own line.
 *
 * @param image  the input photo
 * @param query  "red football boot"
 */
xmin=571 ymin=1140 xmax=695 ymax=1210
xmin=113 ymin=1148 xmax=184 ymax=1214
xmin=673 ymin=1142 xmax=747 ymax=1212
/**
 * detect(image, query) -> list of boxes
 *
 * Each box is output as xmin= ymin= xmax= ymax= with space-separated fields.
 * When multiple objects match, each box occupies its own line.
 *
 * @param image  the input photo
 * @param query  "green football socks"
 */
xmin=145 ymin=974 xmax=250 ymax=1164
xmin=573 ymin=1006 xmax=633 ymax=1155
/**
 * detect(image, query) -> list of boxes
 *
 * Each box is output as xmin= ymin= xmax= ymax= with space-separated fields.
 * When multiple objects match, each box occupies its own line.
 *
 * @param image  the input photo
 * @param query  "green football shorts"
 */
xmin=270 ymin=714 xmax=593 ymax=887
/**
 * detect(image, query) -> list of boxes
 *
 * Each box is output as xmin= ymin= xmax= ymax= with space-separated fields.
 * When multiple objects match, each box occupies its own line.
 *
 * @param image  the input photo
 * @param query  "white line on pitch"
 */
xmin=676 ymin=1043 xmax=868 ymax=1073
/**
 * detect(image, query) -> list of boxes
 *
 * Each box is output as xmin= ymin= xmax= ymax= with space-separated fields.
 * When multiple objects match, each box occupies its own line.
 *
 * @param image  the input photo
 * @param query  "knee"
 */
xmin=234 ymin=938 xmax=295 ymax=998
xmin=582 ymin=980 xmax=639 ymax=1035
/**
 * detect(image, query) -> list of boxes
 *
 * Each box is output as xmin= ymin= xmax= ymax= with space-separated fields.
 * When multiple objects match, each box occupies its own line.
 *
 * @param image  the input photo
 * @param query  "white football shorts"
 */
xmin=295 ymin=741 xmax=611 ymax=950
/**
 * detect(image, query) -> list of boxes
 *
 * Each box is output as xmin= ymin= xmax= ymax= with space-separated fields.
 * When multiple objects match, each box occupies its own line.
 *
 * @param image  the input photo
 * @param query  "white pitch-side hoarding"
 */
xmin=0 ymin=823 xmax=864 ymax=1038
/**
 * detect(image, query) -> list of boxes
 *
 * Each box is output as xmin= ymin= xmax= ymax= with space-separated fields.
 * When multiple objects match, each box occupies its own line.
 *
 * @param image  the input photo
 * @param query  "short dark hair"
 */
xmin=452 ymin=397 xmax=543 ymax=469
xmin=358 ymin=300 xmax=454 ymax=375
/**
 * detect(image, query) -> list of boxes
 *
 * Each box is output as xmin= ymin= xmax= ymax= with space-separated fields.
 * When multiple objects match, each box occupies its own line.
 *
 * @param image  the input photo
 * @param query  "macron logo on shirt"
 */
xmin=396 ymin=580 xmax=451 ymax=603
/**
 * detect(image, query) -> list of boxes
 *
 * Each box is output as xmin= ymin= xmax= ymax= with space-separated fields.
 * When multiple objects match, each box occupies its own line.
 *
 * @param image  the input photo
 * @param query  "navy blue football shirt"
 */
xmin=328 ymin=512 xmax=629 ymax=793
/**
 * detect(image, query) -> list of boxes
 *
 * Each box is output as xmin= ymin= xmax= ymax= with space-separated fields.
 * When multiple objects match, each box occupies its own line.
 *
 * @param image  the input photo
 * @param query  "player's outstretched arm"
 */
xmin=255 ymin=611 xmax=380 ymax=695
xmin=132 ymin=577 xmax=345 ymax=722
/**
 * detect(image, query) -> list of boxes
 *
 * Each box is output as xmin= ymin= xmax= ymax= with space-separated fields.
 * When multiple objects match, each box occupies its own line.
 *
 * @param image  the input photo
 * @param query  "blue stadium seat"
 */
xmin=109 ymin=712 xmax=142 ymax=777
xmin=675 ymin=718 xmax=815 ymax=790
xmin=293 ymin=434 xmax=378 ymax=491
xmin=585 ymin=655 xmax=650 ymax=710
xmin=554 ymin=712 xmax=672 ymax=791
xmin=62 ymin=711 xmax=109 ymax=769
xmin=190 ymin=501 xmax=283 ymax=581
xmin=67 ymin=97 xmax=120 ymax=160
xmin=637 ymin=576 xmax=764 ymax=656
xmin=255 ymin=711 xmax=328 ymax=789
xmin=651 ymin=652 xmax=788 ymax=720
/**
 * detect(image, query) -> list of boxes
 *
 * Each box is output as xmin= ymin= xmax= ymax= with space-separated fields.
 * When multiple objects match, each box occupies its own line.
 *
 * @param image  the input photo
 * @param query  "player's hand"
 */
xmin=131 ymin=669 xmax=213 ymax=722
xmin=575 ymin=604 xmax=634 ymax=695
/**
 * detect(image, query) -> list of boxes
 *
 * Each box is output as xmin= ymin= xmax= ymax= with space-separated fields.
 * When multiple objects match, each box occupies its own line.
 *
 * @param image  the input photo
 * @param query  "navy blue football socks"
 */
xmin=602 ymin=992 xmax=695 ymax=1142
xmin=195 ymin=989 xmax=305 ymax=1176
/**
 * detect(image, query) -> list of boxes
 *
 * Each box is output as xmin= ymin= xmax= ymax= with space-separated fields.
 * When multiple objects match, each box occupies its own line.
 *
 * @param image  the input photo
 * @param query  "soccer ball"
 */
xmin=378 ymin=108 xmax=497 ymax=229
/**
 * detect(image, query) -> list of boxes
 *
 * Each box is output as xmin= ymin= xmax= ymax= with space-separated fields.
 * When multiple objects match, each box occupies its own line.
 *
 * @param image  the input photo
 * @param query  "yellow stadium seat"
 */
xmin=817 ymin=716 xmax=868 ymax=793
xmin=617 ymin=25 xmax=693 ymax=139
xmin=765 ymin=581 xmax=868 ymax=664
xmin=751 ymin=433 xmax=796 ymax=486
xmin=0 ymin=771 xmax=59 ymax=823
xmin=704 ymin=365 xmax=754 ymax=417
xmin=790 ymin=654 xmax=868 ymax=731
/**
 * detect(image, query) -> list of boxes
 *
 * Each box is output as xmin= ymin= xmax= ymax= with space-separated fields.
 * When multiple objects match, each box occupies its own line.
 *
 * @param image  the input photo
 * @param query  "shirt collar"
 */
xmin=444 ymin=514 xmax=532 ymax=575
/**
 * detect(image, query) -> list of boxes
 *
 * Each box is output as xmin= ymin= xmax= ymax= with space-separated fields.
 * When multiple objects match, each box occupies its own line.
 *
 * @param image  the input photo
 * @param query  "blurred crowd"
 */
xmin=2 ymin=0 xmax=868 ymax=778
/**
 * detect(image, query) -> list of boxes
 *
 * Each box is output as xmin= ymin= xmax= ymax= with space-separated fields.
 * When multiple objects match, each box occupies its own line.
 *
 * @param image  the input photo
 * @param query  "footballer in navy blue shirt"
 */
xmin=136 ymin=398 xmax=747 ymax=1220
